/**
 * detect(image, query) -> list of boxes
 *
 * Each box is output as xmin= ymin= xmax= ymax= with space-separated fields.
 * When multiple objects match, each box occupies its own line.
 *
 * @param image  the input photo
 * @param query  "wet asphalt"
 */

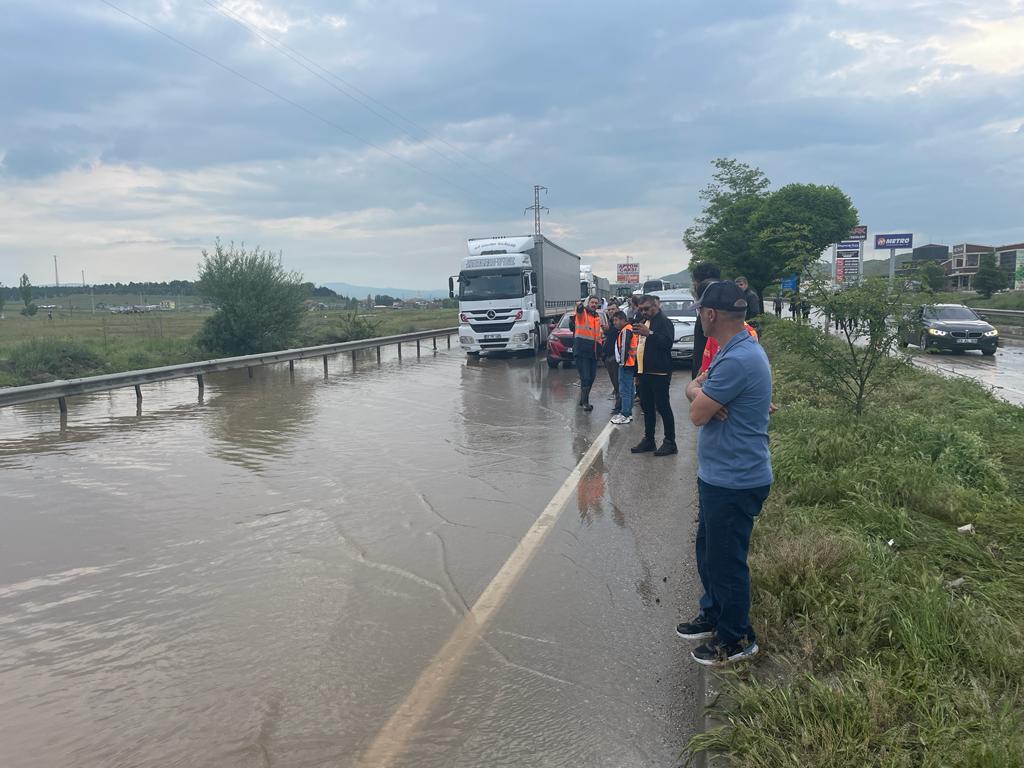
xmin=0 ymin=345 xmax=703 ymax=768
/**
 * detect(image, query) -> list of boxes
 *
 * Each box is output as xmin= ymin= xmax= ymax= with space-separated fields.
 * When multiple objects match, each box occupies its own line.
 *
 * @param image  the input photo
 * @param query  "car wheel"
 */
xmin=983 ymin=348 xmax=996 ymax=356
xmin=919 ymin=332 xmax=928 ymax=351
xmin=547 ymin=358 xmax=559 ymax=369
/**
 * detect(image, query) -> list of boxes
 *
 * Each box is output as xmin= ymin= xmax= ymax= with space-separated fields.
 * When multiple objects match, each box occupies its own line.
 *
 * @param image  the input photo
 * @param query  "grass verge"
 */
xmin=0 ymin=308 xmax=456 ymax=386
xmin=687 ymin=335 xmax=1024 ymax=767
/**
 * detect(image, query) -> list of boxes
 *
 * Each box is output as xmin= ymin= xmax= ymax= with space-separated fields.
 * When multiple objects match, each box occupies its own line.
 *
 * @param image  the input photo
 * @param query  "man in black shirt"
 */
xmin=630 ymin=295 xmax=678 ymax=457
xmin=689 ymin=262 xmax=721 ymax=380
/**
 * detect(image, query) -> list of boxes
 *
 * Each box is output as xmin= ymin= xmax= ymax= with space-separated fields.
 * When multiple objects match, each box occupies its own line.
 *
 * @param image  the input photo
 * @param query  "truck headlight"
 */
xmin=927 ymin=328 xmax=947 ymax=336
xmin=511 ymin=333 xmax=528 ymax=342
xmin=984 ymin=329 xmax=999 ymax=337
xmin=459 ymin=335 xmax=474 ymax=344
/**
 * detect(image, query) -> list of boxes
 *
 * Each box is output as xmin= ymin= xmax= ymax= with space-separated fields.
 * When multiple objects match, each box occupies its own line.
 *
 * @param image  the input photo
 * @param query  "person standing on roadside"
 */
xmin=630 ymin=295 xmax=677 ymax=456
xmin=773 ymin=295 xmax=783 ymax=319
xmin=610 ymin=311 xmax=637 ymax=425
xmin=627 ymin=295 xmax=643 ymax=324
xmin=789 ymin=295 xmax=798 ymax=320
xmin=734 ymin=276 xmax=763 ymax=330
xmin=678 ymin=281 xmax=772 ymax=667
xmin=602 ymin=299 xmax=622 ymax=408
xmin=690 ymin=262 xmax=721 ymax=380
xmin=569 ymin=295 xmax=605 ymax=412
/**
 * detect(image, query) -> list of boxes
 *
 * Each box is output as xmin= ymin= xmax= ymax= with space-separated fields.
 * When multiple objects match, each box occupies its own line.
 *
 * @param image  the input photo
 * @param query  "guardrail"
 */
xmin=973 ymin=308 xmax=1024 ymax=319
xmin=0 ymin=327 xmax=458 ymax=413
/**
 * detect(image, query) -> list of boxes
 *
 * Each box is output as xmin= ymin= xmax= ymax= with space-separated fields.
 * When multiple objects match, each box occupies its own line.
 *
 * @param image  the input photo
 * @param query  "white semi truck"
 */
xmin=450 ymin=235 xmax=580 ymax=356
xmin=580 ymin=264 xmax=611 ymax=301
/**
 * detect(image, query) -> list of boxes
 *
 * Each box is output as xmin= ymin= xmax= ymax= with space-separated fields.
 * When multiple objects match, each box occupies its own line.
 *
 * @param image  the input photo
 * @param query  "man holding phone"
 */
xmin=629 ymin=295 xmax=677 ymax=456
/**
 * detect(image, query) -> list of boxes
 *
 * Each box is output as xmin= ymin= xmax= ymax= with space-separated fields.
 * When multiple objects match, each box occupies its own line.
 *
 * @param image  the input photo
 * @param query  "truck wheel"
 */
xmin=530 ymin=324 xmax=542 ymax=356
xmin=547 ymin=358 xmax=559 ymax=369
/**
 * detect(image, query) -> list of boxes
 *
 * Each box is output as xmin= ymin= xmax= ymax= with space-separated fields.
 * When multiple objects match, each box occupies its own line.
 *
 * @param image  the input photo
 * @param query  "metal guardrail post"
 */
xmin=398 ymin=343 xmax=402 ymax=361
xmin=197 ymin=374 xmax=204 ymax=393
xmin=416 ymin=339 xmax=421 ymax=358
xmin=376 ymin=346 xmax=381 ymax=364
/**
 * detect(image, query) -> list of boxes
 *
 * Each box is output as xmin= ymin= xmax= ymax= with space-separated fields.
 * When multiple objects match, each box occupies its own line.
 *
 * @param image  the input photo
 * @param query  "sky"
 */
xmin=1 ymin=0 xmax=1022 ymax=290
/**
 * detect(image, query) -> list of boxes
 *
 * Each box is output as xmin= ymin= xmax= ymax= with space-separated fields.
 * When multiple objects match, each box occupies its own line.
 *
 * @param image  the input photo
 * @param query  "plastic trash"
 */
xmin=957 ymin=523 xmax=976 ymax=535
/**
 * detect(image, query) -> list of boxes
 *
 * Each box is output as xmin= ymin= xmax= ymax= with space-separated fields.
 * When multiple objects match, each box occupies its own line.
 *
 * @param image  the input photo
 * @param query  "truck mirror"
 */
xmin=448 ymin=276 xmax=455 ymax=299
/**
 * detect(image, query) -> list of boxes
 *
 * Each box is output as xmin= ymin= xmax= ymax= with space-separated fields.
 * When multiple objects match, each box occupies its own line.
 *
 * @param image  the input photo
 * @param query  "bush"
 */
xmin=20 ymin=303 xmax=38 ymax=317
xmin=195 ymin=240 xmax=306 ymax=355
xmin=6 ymin=339 xmax=105 ymax=382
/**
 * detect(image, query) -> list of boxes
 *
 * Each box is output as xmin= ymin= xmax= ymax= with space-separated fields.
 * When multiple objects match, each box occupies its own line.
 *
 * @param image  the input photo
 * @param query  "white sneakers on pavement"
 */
xmin=610 ymin=414 xmax=633 ymax=425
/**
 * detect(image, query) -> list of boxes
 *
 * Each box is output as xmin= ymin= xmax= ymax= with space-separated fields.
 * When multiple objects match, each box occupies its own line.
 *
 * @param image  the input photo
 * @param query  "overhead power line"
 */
xmin=98 ymin=0 xmax=513 ymax=209
xmin=203 ymin=0 xmax=531 ymax=199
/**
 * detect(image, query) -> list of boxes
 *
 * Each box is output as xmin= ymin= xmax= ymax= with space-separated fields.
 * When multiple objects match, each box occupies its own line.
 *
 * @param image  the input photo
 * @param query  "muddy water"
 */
xmin=0 ymin=350 xmax=700 ymax=767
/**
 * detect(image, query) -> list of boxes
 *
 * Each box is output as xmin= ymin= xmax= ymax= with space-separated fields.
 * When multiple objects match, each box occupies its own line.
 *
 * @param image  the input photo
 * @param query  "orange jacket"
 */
xmin=616 ymin=327 xmax=639 ymax=367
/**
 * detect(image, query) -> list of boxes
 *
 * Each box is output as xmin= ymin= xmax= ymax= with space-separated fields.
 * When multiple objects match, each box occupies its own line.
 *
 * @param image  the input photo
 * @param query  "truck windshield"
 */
xmin=460 ymin=271 xmax=524 ymax=301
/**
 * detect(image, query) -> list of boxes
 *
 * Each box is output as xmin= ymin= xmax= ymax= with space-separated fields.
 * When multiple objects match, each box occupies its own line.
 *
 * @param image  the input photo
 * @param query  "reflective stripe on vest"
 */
xmin=617 ymin=329 xmax=638 ymax=367
xmin=574 ymin=311 xmax=602 ymax=343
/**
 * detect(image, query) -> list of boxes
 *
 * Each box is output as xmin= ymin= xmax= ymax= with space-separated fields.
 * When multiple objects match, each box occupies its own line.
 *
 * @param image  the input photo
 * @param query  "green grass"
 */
xmin=0 ymin=307 xmax=456 ymax=386
xmin=927 ymin=290 xmax=1024 ymax=310
xmin=687 ymin=337 xmax=1024 ymax=767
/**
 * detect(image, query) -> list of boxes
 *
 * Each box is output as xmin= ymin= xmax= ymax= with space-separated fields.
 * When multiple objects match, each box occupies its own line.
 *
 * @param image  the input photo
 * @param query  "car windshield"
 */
xmin=460 ymin=271 xmax=524 ymax=301
xmin=671 ymin=318 xmax=695 ymax=341
xmin=924 ymin=306 xmax=980 ymax=321
xmin=661 ymin=300 xmax=696 ymax=316
xmin=557 ymin=313 xmax=573 ymax=329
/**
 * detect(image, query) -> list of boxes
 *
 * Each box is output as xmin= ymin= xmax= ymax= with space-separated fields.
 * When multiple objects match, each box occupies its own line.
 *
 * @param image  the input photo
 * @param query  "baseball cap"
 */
xmin=695 ymin=281 xmax=748 ymax=311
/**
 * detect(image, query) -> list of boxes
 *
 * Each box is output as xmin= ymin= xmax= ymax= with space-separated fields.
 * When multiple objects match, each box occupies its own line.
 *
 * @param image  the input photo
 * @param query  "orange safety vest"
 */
xmin=574 ymin=310 xmax=602 ymax=344
xmin=616 ymin=328 xmax=639 ymax=367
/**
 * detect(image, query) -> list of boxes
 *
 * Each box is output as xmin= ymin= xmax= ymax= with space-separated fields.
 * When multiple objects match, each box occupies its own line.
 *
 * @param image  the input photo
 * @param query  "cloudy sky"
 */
xmin=1 ymin=0 xmax=1022 ymax=289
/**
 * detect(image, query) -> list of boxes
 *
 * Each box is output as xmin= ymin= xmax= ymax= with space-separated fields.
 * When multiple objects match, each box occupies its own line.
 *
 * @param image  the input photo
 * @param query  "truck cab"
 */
xmin=450 ymin=237 xmax=543 ymax=356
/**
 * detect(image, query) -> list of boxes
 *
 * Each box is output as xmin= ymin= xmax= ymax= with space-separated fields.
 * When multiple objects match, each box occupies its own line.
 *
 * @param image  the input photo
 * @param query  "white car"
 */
xmin=670 ymin=316 xmax=696 ymax=363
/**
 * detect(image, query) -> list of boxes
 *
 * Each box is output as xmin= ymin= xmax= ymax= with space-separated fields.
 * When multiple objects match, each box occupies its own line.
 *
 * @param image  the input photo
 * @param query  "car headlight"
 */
xmin=927 ymin=328 xmax=948 ymax=336
xmin=984 ymin=329 xmax=999 ymax=337
xmin=679 ymin=334 xmax=694 ymax=343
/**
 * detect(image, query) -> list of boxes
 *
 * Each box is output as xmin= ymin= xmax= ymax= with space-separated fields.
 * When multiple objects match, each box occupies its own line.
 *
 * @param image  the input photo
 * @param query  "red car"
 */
xmin=546 ymin=311 xmax=575 ymax=368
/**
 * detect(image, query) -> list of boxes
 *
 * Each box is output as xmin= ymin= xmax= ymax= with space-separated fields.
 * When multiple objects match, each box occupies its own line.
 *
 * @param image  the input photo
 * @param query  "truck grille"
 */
xmin=469 ymin=321 xmax=515 ymax=333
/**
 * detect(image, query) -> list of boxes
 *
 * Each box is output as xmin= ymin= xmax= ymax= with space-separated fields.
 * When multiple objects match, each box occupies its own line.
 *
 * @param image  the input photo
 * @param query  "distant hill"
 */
xmin=660 ymin=269 xmax=690 ymax=286
xmin=323 ymin=282 xmax=448 ymax=300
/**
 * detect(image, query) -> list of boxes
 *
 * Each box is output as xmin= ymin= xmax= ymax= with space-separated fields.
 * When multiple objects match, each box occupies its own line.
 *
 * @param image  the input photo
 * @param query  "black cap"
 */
xmin=695 ymin=281 xmax=748 ymax=311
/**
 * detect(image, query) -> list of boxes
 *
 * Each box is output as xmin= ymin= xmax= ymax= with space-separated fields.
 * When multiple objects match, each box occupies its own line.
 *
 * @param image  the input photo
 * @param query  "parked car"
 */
xmin=903 ymin=304 xmax=999 ymax=355
xmin=546 ymin=311 xmax=575 ymax=368
xmin=654 ymin=289 xmax=697 ymax=366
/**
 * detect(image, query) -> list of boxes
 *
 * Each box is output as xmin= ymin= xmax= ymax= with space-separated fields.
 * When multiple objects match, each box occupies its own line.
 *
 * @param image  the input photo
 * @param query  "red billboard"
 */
xmin=617 ymin=262 xmax=640 ymax=284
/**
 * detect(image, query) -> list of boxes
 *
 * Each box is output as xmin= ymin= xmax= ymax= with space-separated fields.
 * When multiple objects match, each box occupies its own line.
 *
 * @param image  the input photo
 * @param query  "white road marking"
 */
xmin=353 ymin=421 xmax=616 ymax=768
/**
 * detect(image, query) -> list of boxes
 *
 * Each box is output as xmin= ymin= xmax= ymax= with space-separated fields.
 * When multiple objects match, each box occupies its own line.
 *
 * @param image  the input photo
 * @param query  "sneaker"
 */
xmin=676 ymin=616 xmax=715 ymax=641
xmin=654 ymin=440 xmax=678 ymax=456
xmin=690 ymin=639 xmax=759 ymax=667
xmin=617 ymin=414 xmax=633 ymax=424
xmin=610 ymin=414 xmax=624 ymax=424
xmin=607 ymin=393 xmax=618 ymax=400
xmin=630 ymin=437 xmax=656 ymax=453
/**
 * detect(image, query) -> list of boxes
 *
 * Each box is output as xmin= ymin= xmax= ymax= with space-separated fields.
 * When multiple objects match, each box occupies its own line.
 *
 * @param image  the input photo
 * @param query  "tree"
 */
xmin=974 ymin=253 xmax=1006 ymax=299
xmin=19 ymin=274 xmax=32 ymax=308
xmin=774 ymin=278 xmax=913 ymax=417
xmin=683 ymin=158 xmax=770 ymax=280
xmin=375 ymin=294 xmax=396 ymax=306
xmin=0 ymin=283 xmax=5 ymax=317
xmin=683 ymin=160 xmax=859 ymax=298
xmin=922 ymin=262 xmax=947 ymax=293
xmin=194 ymin=240 xmax=306 ymax=355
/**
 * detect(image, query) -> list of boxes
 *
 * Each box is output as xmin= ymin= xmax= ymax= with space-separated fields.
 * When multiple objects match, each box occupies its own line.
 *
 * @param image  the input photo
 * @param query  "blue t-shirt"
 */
xmin=697 ymin=331 xmax=773 ymax=490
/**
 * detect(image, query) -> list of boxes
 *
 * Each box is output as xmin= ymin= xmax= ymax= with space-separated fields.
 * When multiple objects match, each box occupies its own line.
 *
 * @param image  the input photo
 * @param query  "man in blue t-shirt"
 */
xmin=678 ymin=281 xmax=773 ymax=667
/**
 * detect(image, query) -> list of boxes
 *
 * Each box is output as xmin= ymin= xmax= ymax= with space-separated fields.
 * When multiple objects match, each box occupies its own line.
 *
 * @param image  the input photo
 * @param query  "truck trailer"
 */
xmin=579 ymin=265 xmax=611 ymax=301
xmin=450 ymin=235 xmax=580 ymax=356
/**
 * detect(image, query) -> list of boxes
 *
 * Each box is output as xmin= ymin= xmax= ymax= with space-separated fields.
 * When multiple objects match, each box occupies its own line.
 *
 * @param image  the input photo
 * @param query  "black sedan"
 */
xmin=904 ymin=304 xmax=999 ymax=355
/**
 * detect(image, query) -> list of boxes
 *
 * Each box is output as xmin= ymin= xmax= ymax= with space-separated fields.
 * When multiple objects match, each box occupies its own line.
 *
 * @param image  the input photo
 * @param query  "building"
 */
xmin=942 ymin=244 xmax=993 ymax=291
xmin=996 ymin=243 xmax=1024 ymax=290
xmin=896 ymin=244 xmax=950 ymax=285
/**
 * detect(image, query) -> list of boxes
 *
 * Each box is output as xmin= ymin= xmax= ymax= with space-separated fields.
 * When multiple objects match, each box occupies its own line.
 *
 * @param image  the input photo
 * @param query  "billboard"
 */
xmin=875 ymin=233 xmax=913 ymax=249
xmin=848 ymin=225 xmax=867 ymax=241
xmin=616 ymin=262 xmax=640 ymax=284
xmin=837 ymin=240 xmax=862 ymax=251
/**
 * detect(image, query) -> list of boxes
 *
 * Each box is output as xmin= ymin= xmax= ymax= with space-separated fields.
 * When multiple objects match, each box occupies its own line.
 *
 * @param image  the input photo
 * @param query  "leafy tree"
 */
xmin=683 ymin=158 xmax=770 ymax=283
xmin=194 ymin=240 xmax=306 ymax=355
xmin=0 ymin=283 xmax=5 ymax=316
xmin=974 ymin=253 xmax=1006 ymax=299
xmin=922 ymin=262 xmax=947 ymax=293
xmin=773 ymin=278 xmax=913 ymax=417
xmin=375 ymin=294 xmax=397 ymax=306
xmin=19 ymin=274 xmax=32 ymax=308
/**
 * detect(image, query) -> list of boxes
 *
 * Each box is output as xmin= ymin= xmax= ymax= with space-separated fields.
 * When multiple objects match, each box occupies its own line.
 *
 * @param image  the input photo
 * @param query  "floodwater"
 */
xmin=0 ymin=347 xmax=702 ymax=768
xmin=909 ymin=338 xmax=1024 ymax=406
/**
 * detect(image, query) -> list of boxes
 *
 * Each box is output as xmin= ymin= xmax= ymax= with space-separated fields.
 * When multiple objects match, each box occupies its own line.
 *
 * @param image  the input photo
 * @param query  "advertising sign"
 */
xmin=837 ymin=240 xmax=863 ymax=251
xmin=875 ymin=233 xmax=913 ymax=249
xmin=952 ymin=244 xmax=966 ymax=256
xmin=616 ymin=262 xmax=640 ymax=284
xmin=848 ymin=225 xmax=868 ymax=241
xmin=780 ymin=275 xmax=798 ymax=291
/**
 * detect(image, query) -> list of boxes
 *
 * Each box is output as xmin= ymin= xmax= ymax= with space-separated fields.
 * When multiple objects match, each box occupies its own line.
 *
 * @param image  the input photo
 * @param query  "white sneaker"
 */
xmin=610 ymin=414 xmax=624 ymax=424
xmin=611 ymin=414 xmax=632 ymax=424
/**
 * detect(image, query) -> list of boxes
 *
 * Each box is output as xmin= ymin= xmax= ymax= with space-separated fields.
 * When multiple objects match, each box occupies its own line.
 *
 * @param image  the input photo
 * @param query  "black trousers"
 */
xmin=638 ymin=373 xmax=674 ymax=442
xmin=605 ymin=357 xmax=619 ymax=396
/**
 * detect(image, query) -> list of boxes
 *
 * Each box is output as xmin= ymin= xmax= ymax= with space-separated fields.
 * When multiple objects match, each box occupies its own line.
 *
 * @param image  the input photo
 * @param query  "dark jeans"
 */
xmin=696 ymin=479 xmax=770 ymax=647
xmin=576 ymin=355 xmax=597 ymax=388
xmin=638 ymin=373 xmax=674 ymax=442
xmin=605 ymin=358 xmax=619 ymax=397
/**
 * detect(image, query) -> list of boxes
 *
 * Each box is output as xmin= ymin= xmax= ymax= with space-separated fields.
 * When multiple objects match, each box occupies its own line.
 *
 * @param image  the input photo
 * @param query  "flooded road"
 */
xmin=0 ymin=348 xmax=702 ymax=767
xmin=909 ymin=338 xmax=1024 ymax=406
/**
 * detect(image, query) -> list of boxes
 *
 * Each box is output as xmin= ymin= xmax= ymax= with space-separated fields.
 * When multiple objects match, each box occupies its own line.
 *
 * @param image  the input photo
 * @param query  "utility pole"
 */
xmin=53 ymin=254 xmax=60 ymax=288
xmin=524 ymin=185 xmax=548 ymax=236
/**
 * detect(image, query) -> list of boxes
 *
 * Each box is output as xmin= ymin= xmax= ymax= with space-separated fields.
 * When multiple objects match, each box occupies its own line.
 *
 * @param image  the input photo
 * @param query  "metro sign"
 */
xmin=875 ymin=233 xmax=913 ymax=249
